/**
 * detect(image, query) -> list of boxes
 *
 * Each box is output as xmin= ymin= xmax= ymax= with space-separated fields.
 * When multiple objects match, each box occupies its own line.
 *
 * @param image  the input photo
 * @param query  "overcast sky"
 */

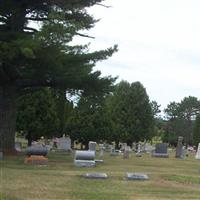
xmin=74 ymin=0 xmax=200 ymax=111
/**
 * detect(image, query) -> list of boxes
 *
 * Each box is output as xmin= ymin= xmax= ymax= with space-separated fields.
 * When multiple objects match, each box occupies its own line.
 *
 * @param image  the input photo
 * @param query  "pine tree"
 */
xmin=0 ymin=0 xmax=117 ymax=153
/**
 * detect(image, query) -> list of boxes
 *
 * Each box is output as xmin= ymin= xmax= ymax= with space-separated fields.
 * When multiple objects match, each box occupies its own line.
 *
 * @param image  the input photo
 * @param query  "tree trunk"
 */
xmin=26 ymin=132 xmax=32 ymax=146
xmin=0 ymin=85 xmax=17 ymax=154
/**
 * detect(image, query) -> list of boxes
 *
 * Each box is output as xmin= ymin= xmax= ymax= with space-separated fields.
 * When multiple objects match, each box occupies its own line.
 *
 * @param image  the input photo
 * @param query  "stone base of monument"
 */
xmin=152 ymin=153 xmax=169 ymax=158
xmin=84 ymin=172 xmax=108 ymax=179
xmin=24 ymin=155 xmax=48 ymax=165
xmin=95 ymin=159 xmax=104 ymax=163
xmin=74 ymin=160 xmax=96 ymax=167
xmin=74 ymin=150 xmax=96 ymax=167
xmin=125 ymin=173 xmax=149 ymax=180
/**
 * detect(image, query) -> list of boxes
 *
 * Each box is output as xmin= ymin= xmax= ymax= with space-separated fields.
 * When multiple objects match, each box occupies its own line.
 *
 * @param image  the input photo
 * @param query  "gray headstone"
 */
xmin=136 ymin=143 xmax=142 ymax=157
xmin=195 ymin=143 xmax=200 ymax=160
xmin=74 ymin=150 xmax=96 ymax=167
xmin=84 ymin=172 xmax=108 ymax=179
xmin=175 ymin=136 xmax=184 ymax=159
xmin=152 ymin=143 xmax=169 ymax=158
xmin=123 ymin=145 xmax=130 ymax=159
xmin=74 ymin=160 xmax=96 ymax=167
xmin=75 ymin=150 xmax=95 ymax=160
xmin=99 ymin=144 xmax=104 ymax=157
xmin=95 ymin=159 xmax=104 ymax=163
xmin=26 ymin=145 xmax=48 ymax=156
xmin=89 ymin=141 xmax=96 ymax=151
xmin=57 ymin=136 xmax=71 ymax=151
xmin=155 ymin=143 xmax=168 ymax=154
xmin=125 ymin=173 xmax=149 ymax=180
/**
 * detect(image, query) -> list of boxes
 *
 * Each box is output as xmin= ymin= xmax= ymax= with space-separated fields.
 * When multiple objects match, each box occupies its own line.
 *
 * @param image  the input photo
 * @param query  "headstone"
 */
xmin=110 ymin=146 xmax=118 ymax=156
xmin=141 ymin=140 xmax=147 ymax=152
xmin=84 ymin=172 xmax=108 ymax=179
xmin=136 ymin=143 xmax=142 ymax=157
xmin=57 ymin=136 xmax=71 ymax=151
xmin=144 ymin=144 xmax=154 ymax=153
xmin=15 ymin=141 xmax=22 ymax=152
xmin=123 ymin=145 xmax=129 ymax=159
xmin=195 ymin=143 xmax=200 ymax=160
xmin=175 ymin=136 xmax=184 ymax=159
xmin=26 ymin=145 xmax=48 ymax=156
xmin=152 ymin=143 xmax=169 ymax=158
xmin=25 ymin=145 xmax=48 ymax=164
xmin=99 ymin=144 xmax=104 ymax=157
xmin=74 ymin=150 xmax=96 ymax=167
xmin=125 ymin=173 xmax=149 ymax=180
xmin=104 ymin=144 xmax=111 ymax=152
xmin=89 ymin=141 xmax=96 ymax=151
xmin=120 ymin=143 xmax=127 ymax=151
xmin=132 ymin=142 xmax=137 ymax=152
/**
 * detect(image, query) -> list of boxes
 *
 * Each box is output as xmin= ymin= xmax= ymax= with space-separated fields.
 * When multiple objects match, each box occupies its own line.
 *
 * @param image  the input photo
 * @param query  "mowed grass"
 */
xmin=1 ymin=150 xmax=200 ymax=200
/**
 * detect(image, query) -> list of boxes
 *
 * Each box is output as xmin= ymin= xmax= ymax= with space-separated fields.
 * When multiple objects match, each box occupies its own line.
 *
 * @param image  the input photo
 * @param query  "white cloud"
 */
xmin=74 ymin=0 xmax=200 ymax=110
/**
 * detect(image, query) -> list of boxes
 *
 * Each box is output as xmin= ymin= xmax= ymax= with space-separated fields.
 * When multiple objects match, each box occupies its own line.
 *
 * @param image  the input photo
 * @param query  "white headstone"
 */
xmin=15 ymin=141 xmax=22 ymax=152
xmin=195 ymin=143 xmax=200 ymax=160
xmin=99 ymin=144 xmax=104 ymax=157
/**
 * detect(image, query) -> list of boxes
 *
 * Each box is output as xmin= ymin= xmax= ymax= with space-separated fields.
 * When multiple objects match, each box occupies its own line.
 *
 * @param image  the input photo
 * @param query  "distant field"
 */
xmin=1 ymin=151 xmax=200 ymax=200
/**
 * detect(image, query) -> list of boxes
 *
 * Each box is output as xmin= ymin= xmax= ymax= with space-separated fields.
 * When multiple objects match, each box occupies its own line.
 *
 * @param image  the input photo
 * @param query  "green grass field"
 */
xmin=1 ymin=151 xmax=200 ymax=200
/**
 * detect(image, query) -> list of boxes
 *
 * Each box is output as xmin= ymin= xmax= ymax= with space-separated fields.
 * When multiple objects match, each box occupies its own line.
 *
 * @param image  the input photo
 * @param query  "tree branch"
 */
xmin=96 ymin=3 xmax=111 ymax=8
xmin=75 ymin=32 xmax=95 ymax=39
xmin=26 ymin=17 xmax=49 ymax=21
xmin=24 ymin=27 xmax=38 ymax=32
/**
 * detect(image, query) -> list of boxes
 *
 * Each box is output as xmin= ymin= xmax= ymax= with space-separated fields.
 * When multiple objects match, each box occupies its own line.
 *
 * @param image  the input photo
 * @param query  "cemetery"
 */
xmin=1 ymin=140 xmax=200 ymax=200
xmin=1 ymin=1 xmax=200 ymax=200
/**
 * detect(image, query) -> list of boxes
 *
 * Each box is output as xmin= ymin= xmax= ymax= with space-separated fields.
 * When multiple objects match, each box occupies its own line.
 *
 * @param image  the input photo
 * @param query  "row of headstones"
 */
xmin=14 ymin=136 xmax=72 ymax=153
xmin=84 ymin=172 xmax=149 ymax=180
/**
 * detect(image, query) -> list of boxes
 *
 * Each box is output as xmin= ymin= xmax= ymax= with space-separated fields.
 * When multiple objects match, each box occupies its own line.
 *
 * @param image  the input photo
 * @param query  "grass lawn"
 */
xmin=1 ymin=150 xmax=200 ymax=200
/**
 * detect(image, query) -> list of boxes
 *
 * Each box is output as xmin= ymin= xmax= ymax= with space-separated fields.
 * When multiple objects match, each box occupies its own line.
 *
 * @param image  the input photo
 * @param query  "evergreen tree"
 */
xmin=193 ymin=114 xmax=200 ymax=146
xmin=16 ymin=88 xmax=59 ymax=146
xmin=67 ymin=92 xmax=113 ymax=149
xmin=107 ymin=81 xmax=154 ymax=146
xmin=0 ymin=0 xmax=117 ymax=153
xmin=164 ymin=96 xmax=200 ymax=145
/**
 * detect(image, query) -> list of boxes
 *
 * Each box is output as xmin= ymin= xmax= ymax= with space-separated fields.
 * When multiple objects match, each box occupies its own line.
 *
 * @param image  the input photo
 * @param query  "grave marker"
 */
xmin=175 ymin=136 xmax=184 ymax=159
xmin=74 ymin=150 xmax=96 ymax=167
xmin=89 ymin=141 xmax=96 ymax=151
xmin=152 ymin=143 xmax=169 ymax=158
xmin=57 ymin=136 xmax=71 ymax=151
xmin=195 ymin=143 xmax=200 ymax=160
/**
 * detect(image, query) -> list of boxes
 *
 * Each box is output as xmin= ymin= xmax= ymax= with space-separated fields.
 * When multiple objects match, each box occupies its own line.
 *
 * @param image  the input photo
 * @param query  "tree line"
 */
xmin=16 ymin=81 xmax=155 ymax=149
xmin=16 ymin=84 xmax=200 ymax=148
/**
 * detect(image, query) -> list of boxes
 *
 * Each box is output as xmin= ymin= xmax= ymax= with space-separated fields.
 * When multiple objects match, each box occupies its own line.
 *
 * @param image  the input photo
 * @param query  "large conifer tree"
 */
xmin=0 ymin=0 xmax=117 ymax=153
